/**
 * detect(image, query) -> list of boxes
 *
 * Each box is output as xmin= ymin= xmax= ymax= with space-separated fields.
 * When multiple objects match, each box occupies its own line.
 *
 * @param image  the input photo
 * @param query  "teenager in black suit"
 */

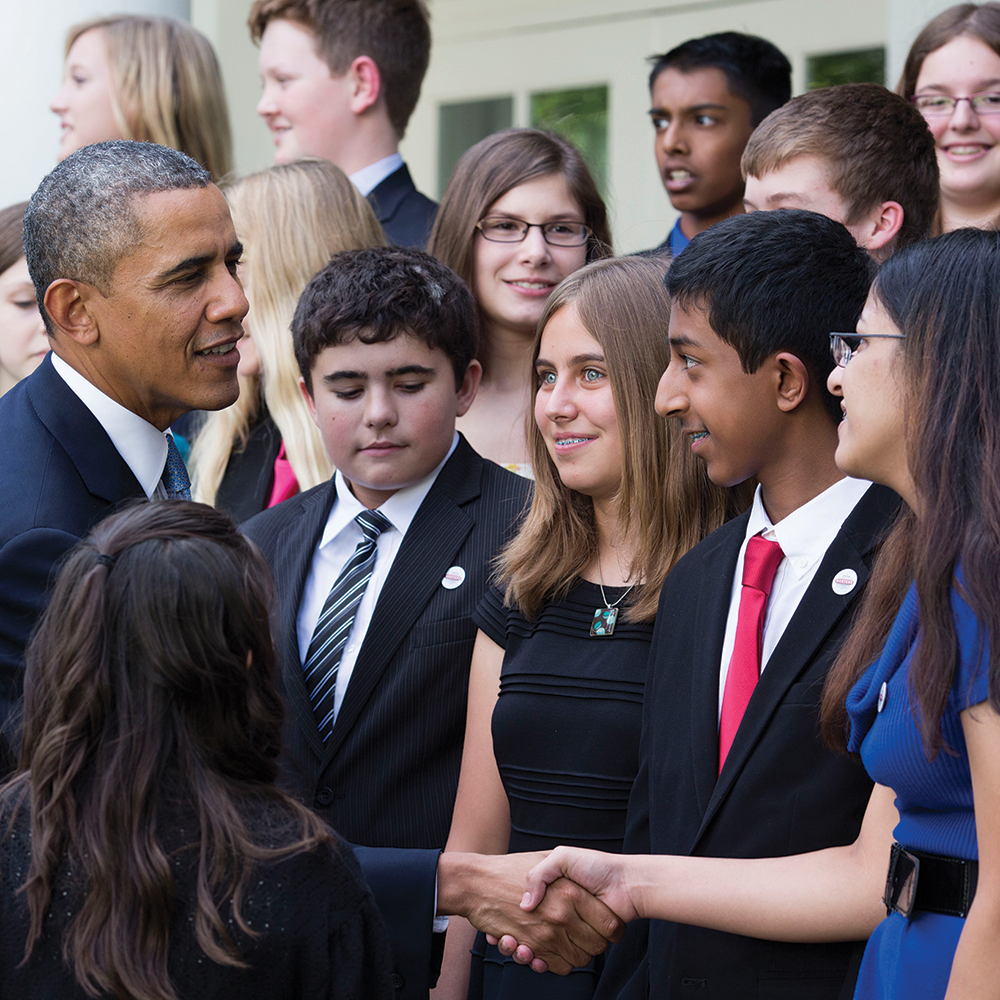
xmin=251 ymin=0 xmax=438 ymax=248
xmin=0 ymin=141 xmax=247 ymax=726
xmin=510 ymin=211 xmax=894 ymax=999
xmin=244 ymin=248 xmax=622 ymax=997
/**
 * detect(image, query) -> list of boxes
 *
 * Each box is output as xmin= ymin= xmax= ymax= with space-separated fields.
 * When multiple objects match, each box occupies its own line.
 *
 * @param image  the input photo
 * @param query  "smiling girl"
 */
xmin=428 ymin=130 xmax=611 ymax=471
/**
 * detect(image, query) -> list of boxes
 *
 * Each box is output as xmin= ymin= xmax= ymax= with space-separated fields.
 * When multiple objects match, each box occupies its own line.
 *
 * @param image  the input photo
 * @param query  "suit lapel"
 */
xmin=321 ymin=441 xmax=481 ymax=765
xmin=276 ymin=482 xmax=338 ymax=763
xmin=688 ymin=518 xmax=746 ymax=816
xmin=695 ymin=485 xmax=898 ymax=843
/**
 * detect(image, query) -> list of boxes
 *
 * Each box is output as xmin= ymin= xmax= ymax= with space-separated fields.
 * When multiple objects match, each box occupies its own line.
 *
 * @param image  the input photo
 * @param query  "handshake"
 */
xmin=437 ymin=847 xmax=636 ymax=975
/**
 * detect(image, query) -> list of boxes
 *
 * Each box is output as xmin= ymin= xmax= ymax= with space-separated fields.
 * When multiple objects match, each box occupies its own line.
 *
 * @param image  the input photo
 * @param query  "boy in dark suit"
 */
xmin=249 ymin=0 xmax=437 ymax=247
xmin=560 ymin=210 xmax=897 ymax=998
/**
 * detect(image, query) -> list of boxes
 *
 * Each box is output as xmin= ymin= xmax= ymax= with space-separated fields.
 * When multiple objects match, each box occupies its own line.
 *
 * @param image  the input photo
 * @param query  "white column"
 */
xmin=1 ymin=0 xmax=190 ymax=208
xmin=886 ymin=0 xmax=957 ymax=89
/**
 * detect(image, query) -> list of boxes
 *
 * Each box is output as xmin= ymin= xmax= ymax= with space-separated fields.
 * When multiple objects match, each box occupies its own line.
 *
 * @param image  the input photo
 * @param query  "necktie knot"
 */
xmin=161 ymin=434 xmax=191 ymax=501
xmin=356 ymin=508 xmax=393 ymax=541
xmin=742 ymin=534 xmax=784 ymax=595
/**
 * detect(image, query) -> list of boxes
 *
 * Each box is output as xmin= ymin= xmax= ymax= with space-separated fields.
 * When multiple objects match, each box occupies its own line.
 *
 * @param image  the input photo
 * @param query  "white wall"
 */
xmin=0 ymin=0 xmax=189 ymax=209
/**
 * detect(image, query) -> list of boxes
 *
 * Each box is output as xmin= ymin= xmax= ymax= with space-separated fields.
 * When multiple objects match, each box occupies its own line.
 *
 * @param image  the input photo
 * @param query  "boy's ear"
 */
xmin=348 ymin=55 xmax=381 ymax=115
xmin=455 ymin=359 xmax=483 ymax=417
xmin=772 ymin=351 xmax=810 ymax=413
xmin=859 ymin=201 xmax=905 ymax=254
xmin=298 ymin=374 xmax=319 ymax=425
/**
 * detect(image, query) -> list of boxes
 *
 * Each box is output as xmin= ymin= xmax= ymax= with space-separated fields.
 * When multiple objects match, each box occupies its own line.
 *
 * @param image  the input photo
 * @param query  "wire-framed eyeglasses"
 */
xmin=910 ymin=92 xmax=1000 ymax=116
xmin=475 ymin=217 xmax=592 ymax=247
xmin=830 ymin=333 xmax=906 ymax=367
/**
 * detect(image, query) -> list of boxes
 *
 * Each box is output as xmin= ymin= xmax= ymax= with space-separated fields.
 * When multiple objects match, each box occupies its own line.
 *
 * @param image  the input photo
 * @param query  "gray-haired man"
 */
xmin=0 ymin=140 xmax=247 ymax=721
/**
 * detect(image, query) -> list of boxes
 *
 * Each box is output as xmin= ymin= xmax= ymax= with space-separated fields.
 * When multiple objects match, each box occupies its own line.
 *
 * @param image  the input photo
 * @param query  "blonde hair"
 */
xmin=66 ymin=16 xmax=232 ymax=181
xmin=499 ymin=257 xmax=751 ymax=622
xmin=189 ymin=160 xmax=386 ymax=507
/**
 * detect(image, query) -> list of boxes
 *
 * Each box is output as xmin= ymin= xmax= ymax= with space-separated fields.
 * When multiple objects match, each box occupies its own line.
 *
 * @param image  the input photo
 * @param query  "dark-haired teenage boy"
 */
xmin=644 ymin=31 xmax=791 ymax=256
xmin=594 ymin=210 xmax=899 ymax=999
xmin=742 ymin=83 xmax=939 ymax=260
xmin=244 ymin=247 xmax=621 ymax=998
xmin=249 ymin=0 xmax=437 ymax=247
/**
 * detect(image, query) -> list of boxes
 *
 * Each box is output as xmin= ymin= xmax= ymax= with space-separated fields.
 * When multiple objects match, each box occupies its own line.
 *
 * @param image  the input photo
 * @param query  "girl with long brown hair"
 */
xmin=0 ymin=501 xmax=392 ymax=1000
xmin=428 ymin=129 xmax=611 ymax=472
xmin=519 ymin=228 xmax=1000 ymax=1000
xmin=435 ymin=257 xmax=749 ymax=1000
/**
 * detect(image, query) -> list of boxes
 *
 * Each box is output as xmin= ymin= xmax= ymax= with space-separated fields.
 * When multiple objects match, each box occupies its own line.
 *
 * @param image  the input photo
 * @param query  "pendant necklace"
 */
xmin=590 ymin=556 xmax=636 ymax=637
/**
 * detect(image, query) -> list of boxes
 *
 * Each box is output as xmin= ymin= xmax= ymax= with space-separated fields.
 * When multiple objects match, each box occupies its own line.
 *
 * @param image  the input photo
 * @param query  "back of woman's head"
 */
xmin=501 ymin=256 xmax=748 ymax=621
xmin=14 ymin=502 xmax=327 ymax=1000
xmin=428 ymin=128 xmax=612 ymax=288
xmin=23 ymin=500 xmax=282 ymax=788
xmin=66 ymin=15 xmax=232 ymax=180
xmin=897 ymin=2 xmax=1000 ymax=97
xmin=0 ymin=202 xmax=27 ymax=277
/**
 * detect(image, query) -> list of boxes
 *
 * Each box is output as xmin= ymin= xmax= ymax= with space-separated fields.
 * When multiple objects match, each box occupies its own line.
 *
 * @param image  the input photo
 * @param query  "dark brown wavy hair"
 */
xmin=5 ymin=501 xmax=332 ymax=1000
xmin=822 ymin=228 xmax=1000 ymax=755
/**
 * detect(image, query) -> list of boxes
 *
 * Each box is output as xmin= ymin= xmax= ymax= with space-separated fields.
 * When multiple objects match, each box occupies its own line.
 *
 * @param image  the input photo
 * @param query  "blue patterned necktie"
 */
xmin=161 ymin=434 xmax=191 ymax=501
xmin=303 ymin=508 xmax=394 ymax=741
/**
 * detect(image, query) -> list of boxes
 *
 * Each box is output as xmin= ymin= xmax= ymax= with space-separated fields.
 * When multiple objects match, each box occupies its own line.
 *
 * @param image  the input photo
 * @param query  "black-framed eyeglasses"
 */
xmin=830 ymin=333 xmax=906 ymax=367
xmin=910 ymin=91 xmax=1000 ymax=116
xmin=475 ymin=216 xmax=592 ymax=247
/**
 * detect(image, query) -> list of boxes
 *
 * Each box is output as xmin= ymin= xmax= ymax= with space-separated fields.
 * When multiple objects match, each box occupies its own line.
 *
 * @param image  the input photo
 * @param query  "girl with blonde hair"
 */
xmin=189 ymin=159 xmax=386 ymax=522
xmin=51 ymin=14 xmax=232 ymax=181
xmin=436 ymin=256 xmax=751 ymax=1000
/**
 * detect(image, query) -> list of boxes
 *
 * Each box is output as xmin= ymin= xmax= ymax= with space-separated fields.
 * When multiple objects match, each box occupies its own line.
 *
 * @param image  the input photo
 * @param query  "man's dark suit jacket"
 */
xmin=366 ymin=163 xmax=438 ymax=249
xmin=243 ymin=435 xmax=529 ymax=998
xmin=597 ymin=484 xmax=900 ymax=1000
xmin=0 ymin=355 xmax=145 ymax=709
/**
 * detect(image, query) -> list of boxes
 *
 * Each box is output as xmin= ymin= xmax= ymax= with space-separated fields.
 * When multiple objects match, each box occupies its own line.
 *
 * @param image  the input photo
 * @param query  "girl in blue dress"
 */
xmin=516 ymin=227 xmax=1000 ymax=1000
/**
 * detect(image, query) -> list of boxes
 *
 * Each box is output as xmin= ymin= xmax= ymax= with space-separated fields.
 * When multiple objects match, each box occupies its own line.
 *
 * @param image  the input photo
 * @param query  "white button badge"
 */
xmin=877 ymin=681 xmax=887 ymax=713
xmin=441 ymin=566 xmax=466 ymax=590
xmin=831 ymin=568 xmax=858 ymax=596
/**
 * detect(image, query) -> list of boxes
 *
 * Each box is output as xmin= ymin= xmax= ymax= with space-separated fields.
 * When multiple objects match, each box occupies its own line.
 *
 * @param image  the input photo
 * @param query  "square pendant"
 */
xmin=590 ymin=606 xmax=618 ymax=636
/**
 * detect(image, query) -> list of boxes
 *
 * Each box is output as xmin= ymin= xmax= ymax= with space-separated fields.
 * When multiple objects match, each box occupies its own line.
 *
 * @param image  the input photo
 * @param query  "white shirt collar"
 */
xmin=50 ymin=352 xmax=169 ymax=498
xmin=319 ymin=432 xmax=459 ymax=548
xmin=349 ymin=153 xmax=404 ymax=197
xmin=746 ymin=476 xmax=873 ymax=581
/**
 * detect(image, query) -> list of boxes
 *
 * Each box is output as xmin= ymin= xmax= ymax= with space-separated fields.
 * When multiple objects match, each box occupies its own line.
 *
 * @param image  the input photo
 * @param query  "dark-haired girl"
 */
xmin=0 ymin=501 xmax=392 ymax=1000
xmin=520 ymin=228 xmax=1000 ymax=1000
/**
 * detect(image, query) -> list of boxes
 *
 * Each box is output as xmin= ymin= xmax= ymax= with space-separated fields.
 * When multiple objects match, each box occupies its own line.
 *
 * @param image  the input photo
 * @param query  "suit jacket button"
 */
xmin=391 ymin=972 xmax=405 ymax=989
xmin=315 ymin=787 xmax=335 ymax=807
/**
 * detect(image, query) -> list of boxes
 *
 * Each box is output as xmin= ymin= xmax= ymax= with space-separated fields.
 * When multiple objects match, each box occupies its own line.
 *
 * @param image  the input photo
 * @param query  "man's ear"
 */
xmin=348 ymin=55 xmax=381 ymax=115
xmin=43 ymin=279 xmax=100 ymax=346
xmin=298 ymin=374 xmax=319 ymax=425
xmin=861 ymin=201 xmax=904 ymax=254
xmin=455 ymin=359 xmax=483 ymax=417
xmin=772 ymin=351 xmax=810 ymax=413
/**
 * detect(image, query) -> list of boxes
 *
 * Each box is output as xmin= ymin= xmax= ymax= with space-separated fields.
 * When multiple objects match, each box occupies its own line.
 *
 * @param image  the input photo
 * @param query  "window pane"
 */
xmin=807 ymin=48 xmax=885 ymax=90
xmin=530 ymin=85 xmax=608 ymax=196
xmin=438 ymin=97 xmax=514 ymax=197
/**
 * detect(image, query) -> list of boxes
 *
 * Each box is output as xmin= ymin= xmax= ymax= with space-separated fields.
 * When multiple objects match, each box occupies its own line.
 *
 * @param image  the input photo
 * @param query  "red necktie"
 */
xmin=718 ymin=534 xmax=784 ymax=773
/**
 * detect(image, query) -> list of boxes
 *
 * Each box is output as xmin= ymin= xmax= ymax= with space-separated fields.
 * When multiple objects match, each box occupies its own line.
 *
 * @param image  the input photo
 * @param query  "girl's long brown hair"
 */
xmin=822 ymin=229 xmax=1000 ymax=755
xmin=6 ymin=501 xmax=333 ymax=1000
xmin=498 ymin=256 xmax=752 ymax=622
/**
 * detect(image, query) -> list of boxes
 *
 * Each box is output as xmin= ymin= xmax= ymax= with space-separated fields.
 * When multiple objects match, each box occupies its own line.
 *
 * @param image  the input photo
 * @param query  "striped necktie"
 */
xmin=161 ymin=434 xmax=191 ymax=501
xmin=303 ymin=508 xmax=394 ymax=741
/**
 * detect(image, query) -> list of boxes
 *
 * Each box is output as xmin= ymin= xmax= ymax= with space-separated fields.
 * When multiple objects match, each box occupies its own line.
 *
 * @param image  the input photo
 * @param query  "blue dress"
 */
xmin=846 ymin=581 xmax=991 ymax=999
xmin=467 ymin=580 xmax=652 ymax=1000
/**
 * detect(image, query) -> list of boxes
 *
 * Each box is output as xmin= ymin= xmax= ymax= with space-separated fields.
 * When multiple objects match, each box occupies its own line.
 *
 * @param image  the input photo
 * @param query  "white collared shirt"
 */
xmin=717 ymin=476 xmax=872 ymax=719
xmin=50 ymin=353 xmax=170 ymax=498
xmin=296 ymin=433 xmax=459 ymax=724
xmin=349 ymin=152 xmax=404 ymax=197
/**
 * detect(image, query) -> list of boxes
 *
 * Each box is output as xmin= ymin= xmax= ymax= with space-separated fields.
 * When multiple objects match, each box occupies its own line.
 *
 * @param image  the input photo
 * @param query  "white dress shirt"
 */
xmin=296 ymin=433 xmax=459 ymax=725
xmin=349 ymin=152 xmax=404 ymax=197
xmin=50 ymin=353 xmax=171 ymax=498
xmin=717 ymin=476 xmax=872 ymax=718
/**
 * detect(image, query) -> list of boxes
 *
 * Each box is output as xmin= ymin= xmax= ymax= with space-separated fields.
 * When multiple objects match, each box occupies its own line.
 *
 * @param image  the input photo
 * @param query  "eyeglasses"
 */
xmin=910 ymin=92 xmax=1000 ymax=116
xmin=830 ymin=333 xmax=906 ymax=367
xmin=475 ymin=217 xmax=592 ymax=247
